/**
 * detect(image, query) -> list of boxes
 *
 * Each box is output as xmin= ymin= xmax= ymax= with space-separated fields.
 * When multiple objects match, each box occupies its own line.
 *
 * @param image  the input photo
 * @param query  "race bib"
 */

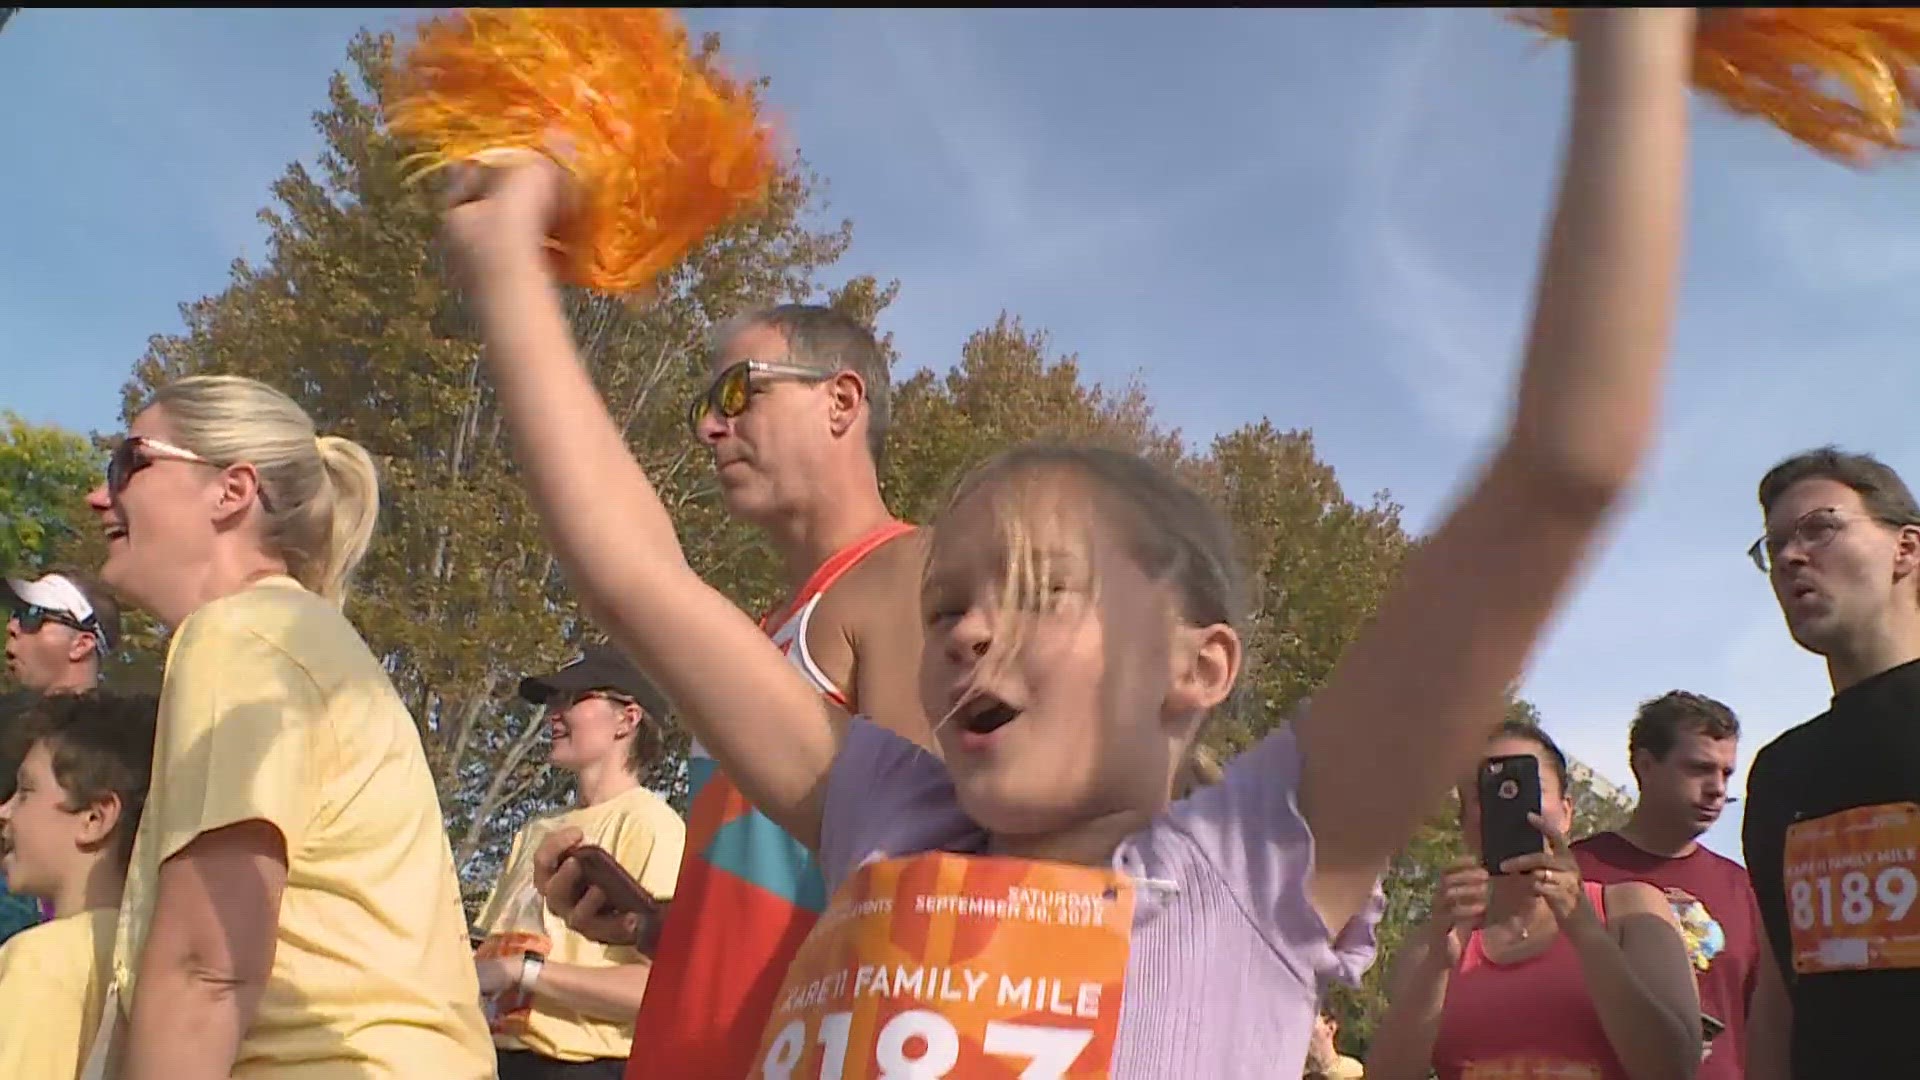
xmin=755 ymin=851 xmax=1134 ymax=1079
xmin=1783 ymin=802 xmax=1920 ymax=974
xmin=1462 ymin=1058 xmax=1604 ymax=1080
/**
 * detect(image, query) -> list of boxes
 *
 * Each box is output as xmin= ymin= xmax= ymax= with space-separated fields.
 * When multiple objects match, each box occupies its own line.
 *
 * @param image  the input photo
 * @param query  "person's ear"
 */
xmin=65 ymin=630 xmax=98 ymax=664
xmin=826 ymin=371 xmax=867 ymax=441
xmin=212 ymin=462 xmax=267 ymax=527
xmin=616 ymin=700 xmax=643 ymax=740
xmin=76 ymin=792 xmax=123 ymax=850
xmin=1167 ymin=622 xmax=1240 ymax=715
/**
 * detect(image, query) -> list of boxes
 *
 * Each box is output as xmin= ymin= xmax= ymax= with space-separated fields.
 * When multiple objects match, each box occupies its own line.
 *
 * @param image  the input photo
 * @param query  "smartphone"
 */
xmin=567 ymin=844 xmax=655 ymax=916
xmin=1700 ymin=1012 xmax=1726 ymax=1043
xmin=1478 ymin=754 xmax=1544 ymax=874
xmin=567 ymin=844 xmax=667 ymax=953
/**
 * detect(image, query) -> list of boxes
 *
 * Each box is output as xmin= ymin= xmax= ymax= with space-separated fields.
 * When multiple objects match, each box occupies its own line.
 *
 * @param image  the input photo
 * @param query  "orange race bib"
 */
xmin=755 ymin=851 xmax=1134 ymax=1079
xmin=1782 ymin=802 xmax=1920 ymax=975
xmin=1462 ymin=1058 xmax=1603 ymax=1080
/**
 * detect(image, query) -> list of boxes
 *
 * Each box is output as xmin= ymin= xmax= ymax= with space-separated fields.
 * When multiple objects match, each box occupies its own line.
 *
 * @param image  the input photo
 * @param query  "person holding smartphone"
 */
xmin=1366 ymin=723 xmax=1702 ymax=1080
xmin=472 ymin=645 xmax=687 ymax=1080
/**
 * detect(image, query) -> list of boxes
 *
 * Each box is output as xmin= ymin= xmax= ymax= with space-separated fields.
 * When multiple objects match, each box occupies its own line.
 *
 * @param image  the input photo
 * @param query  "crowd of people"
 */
xmin=0 ymin=9 xmax=1914 ymax=1078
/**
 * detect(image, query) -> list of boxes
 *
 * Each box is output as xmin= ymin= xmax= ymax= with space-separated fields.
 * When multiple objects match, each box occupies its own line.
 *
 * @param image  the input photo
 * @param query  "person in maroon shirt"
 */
xmin=1574 ymin=690 xmax=1761 ymax=1080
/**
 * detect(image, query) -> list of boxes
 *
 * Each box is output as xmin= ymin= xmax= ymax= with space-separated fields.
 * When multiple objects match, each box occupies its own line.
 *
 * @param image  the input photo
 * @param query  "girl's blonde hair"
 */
xmin=932 ymin=443 xmax=1250 ymax=793
xmin=147 ymin=375 xmax=381 ymax=605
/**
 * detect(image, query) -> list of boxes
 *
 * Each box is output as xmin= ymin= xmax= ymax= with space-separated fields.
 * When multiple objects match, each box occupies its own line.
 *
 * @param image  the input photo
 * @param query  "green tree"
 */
xmin=1198 ymin=421 xmax=1414 ymax=755
xmin=883 ymin=313 xmax=1180 ymax=523
xmin=0 ymin=412 xmax=101 ymax=574
xmin=119 ymin=29 xmax=874 ymax=905
xmin=0 ymin=415 xmax=166 ymax=693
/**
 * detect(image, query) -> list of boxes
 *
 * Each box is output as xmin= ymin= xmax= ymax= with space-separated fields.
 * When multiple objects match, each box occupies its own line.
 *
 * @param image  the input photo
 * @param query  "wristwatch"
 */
xmin=518 ymin=952 xmax=545 ymax=996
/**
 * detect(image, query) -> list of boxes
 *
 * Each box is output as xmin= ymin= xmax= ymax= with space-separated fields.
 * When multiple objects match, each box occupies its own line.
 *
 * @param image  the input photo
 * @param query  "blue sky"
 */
xmin=7 ymin=9 xmax=1920 ymax=862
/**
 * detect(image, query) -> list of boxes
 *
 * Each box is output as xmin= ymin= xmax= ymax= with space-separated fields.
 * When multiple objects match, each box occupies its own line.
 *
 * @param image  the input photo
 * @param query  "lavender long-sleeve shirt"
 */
xmin=820 ymin=719 xmax=1385 ymax=1078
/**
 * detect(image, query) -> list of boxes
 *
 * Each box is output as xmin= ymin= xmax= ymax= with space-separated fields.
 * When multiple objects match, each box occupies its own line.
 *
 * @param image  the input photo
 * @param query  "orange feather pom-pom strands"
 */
xmin=385 ymin=7 xmax=777 ymax=294
xmin=1513 ymin=9 xmax=1920 ymax=165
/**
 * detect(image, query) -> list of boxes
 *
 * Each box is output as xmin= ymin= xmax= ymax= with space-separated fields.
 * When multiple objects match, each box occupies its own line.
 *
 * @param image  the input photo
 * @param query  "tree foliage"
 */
xmin=0 ymin=412 xmax=100 ymax=575
xmin=0 ymin=414 xmax=167 ymax=693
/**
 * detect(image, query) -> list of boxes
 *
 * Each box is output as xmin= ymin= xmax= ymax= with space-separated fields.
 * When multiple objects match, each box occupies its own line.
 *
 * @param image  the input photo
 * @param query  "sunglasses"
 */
xmin=685 ymin=360 xmax=836 ymax=437
xmin=11 ymin=604 xmax=90 ymax=636
xmin=10 ymin=604 xmax=107 ymax=655
xmin=106 ymin=435 xmax=274 ymax=510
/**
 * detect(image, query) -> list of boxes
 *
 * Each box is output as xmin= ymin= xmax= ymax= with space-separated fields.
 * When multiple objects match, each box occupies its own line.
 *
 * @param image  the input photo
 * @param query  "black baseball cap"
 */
xmin=517 ymin=644 xmax=669 ymax=719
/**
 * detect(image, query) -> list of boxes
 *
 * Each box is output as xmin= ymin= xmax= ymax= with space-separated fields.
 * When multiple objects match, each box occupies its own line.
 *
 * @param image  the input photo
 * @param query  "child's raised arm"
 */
xmin=1297 ymin=9 xmax=1698 ymax=933
xmin=441 ymin=157 xmax=838 ymax=848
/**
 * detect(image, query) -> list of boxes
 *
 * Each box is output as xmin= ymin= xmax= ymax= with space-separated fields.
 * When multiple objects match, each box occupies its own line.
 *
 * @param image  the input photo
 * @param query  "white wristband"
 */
xmin=518 ymin=952 xmax=545 ymax=995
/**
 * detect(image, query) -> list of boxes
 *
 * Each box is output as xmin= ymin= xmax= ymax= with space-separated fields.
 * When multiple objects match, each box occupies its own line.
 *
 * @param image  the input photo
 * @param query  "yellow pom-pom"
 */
xmin=1513 ymin=9 xmax=1920 ymax=165
xmin=385 ymin=8 xmax=778 ymax=293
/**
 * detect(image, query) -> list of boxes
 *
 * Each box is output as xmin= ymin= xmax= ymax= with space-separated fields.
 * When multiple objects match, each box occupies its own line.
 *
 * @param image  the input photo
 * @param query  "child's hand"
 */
xmin=439 ymin=137 xmax=578 ymax=283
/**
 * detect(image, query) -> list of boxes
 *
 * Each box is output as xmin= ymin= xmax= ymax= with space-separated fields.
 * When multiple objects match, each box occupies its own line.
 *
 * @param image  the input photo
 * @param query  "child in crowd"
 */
xmin=0 ymin=691 xmax=156 ymax=1078
xmin=447 ymin=9 xmax=1697 ymax=1073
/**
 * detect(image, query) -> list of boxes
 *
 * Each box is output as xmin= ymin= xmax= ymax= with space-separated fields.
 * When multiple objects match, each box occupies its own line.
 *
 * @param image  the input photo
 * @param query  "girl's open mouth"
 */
xmin=963 ymin=700 xmax=1021 ymax=735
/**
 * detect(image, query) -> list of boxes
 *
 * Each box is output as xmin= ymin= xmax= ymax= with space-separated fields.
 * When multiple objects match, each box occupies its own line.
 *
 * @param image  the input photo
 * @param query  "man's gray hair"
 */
xmin=709 ymin=304 xmax=893 ymax=464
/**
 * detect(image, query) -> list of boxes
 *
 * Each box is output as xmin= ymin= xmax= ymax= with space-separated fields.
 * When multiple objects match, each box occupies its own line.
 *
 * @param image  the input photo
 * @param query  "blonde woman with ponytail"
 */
xmin=82 ymin=375 xmax=493 ymax=1079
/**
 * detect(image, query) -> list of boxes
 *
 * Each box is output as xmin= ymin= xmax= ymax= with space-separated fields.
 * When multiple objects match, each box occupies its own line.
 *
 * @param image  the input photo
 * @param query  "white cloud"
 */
xmin=1340 ymin=10 xmax=1527 ymax=444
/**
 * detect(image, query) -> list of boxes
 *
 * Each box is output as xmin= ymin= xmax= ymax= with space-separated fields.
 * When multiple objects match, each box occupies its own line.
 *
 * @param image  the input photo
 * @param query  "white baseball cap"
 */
xmin=3 ymin=573 xmax=119 ymax=652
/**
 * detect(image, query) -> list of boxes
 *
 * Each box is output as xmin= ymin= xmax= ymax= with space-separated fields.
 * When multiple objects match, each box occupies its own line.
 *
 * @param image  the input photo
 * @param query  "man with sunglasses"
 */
xmin=3 ymin=571 xmax=118 ymax=696
xmin=517 ymin=303 xmax=931 ymax=1080
xmin=0 ymin=570 xmax=121 ymax=947
xmin=1740 ymin=446 xmax=1920 ymax=1079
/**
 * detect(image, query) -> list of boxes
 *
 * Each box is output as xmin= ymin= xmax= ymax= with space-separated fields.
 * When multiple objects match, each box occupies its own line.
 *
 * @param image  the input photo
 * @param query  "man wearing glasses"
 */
xmin=525 ymin=305 xmax=932 ymax=1080
xmin=1740 ymin=447 xmax=1920 ymax=1079
xmin=3 ymin=571 xmax=118 ymax=696
xmin=0 ymin=570 xmax=121 ymax=946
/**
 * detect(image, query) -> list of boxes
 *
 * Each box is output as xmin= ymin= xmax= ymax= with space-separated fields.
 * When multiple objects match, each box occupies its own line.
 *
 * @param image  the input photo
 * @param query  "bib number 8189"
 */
xmin=762 ymin=1010 xmax=1096 ymax=1080
xmin=1790 ymin=867 xmax=1918 ymax=930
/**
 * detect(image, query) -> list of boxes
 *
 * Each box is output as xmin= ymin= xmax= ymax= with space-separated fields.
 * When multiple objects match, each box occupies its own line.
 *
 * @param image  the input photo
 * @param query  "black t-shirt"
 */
xmin=1743 ymin=657 xmax=1920 ymax=1075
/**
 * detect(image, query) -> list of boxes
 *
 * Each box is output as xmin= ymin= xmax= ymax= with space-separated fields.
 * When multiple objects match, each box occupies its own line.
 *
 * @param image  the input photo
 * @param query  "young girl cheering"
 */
xmin=442 ymin=10 xmax=1698 ymax=1075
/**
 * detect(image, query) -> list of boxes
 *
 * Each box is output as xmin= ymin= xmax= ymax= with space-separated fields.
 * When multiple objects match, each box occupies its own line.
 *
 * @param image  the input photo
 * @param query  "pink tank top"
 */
xmin=1432 ymin=882 xmax=1629 ymax=1080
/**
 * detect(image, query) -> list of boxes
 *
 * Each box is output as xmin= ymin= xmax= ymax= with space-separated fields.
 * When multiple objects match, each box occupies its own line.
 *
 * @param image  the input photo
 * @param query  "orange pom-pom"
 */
xmin=385 ymin=8 xmax=778 ymax=293
xmin=1513 ymin=9 xmax=1920 ymax=165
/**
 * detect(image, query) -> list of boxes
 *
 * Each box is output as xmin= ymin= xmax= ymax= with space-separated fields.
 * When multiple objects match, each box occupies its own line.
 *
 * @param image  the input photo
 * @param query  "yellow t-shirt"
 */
xmin=0 ymin=907 xmax=115 ymax=1079
xmin=475 ymin=785 xmax=686 ymax=1062
xmin=111 ymin=577 xmax=494 ymax=1078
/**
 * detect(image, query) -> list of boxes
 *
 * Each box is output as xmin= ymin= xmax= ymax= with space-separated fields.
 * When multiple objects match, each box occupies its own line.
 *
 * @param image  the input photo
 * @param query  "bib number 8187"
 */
xmin=762 ymin=1010 xmax=1096 ymax=1080
xmin=1790 ymin=866 xmax=1918 ymax=930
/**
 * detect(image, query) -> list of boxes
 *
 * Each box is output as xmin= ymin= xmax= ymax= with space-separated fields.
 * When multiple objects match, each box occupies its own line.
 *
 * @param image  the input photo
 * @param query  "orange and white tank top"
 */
xmin=627 ymin=519 xmax=917 ymax=1080
xmin=760 ymin=520 xmax=915 ymax=707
